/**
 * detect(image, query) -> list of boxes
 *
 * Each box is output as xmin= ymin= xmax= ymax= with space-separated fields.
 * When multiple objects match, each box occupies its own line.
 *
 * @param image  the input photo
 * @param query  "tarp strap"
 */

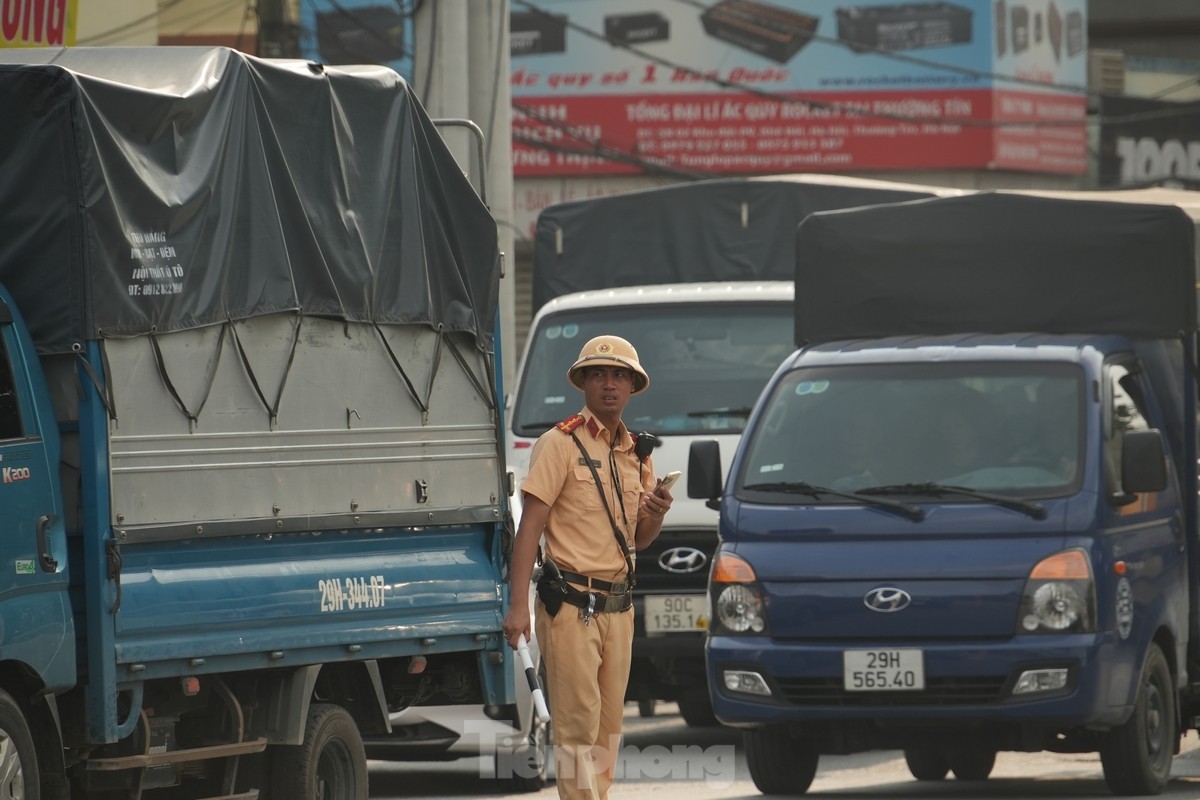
xmin=149 ymin=326 xmax=227 ymax=432
xmin=75 ymin=348 xmax=117 ymax=422
xmin=426 ymin=327 xmax=445 ymax=414
xmin=227 ymin=314 xmax=302 ymax=430
xmin=374 ymin=323 xmax=428 ymax=416
xmin=445 ymin=335 xmax=495 ymax=412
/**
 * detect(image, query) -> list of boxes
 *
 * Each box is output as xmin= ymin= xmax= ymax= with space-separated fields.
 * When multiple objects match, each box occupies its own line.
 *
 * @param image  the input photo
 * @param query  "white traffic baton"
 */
xmin=516 ymin=634 xmax=550 ymax=723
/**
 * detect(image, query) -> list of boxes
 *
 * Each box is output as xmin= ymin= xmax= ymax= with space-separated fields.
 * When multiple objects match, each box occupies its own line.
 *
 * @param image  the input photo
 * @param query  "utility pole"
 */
xmin=414 ymin=1 xmax=517 ymax=393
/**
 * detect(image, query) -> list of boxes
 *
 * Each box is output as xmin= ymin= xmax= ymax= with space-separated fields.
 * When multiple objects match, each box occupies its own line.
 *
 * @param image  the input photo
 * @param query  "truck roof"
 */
xmin=794 ymin=189 xmax=1199 ymax=345
xmin=0 ymin=46 xmax=499 ymax=353
xmin=532 ymin=174 xmax=963 ymax=312
xmin=532 ymin=281 xmax=794 ymax=318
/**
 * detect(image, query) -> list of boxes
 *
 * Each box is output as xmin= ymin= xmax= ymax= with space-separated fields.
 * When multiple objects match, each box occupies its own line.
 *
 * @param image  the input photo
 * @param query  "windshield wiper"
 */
xmin=858 ymin=482 xmax=1046 ymax=520
xmin=687 ymin=407 xmax=753 ymax=418
xmin=741 ymin=481 xmax=925 ymax=522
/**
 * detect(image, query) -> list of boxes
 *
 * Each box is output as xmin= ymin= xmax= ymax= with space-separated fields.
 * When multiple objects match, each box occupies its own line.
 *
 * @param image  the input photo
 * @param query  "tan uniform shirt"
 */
xmin=522 ymin=408 xmax=657 ymax=583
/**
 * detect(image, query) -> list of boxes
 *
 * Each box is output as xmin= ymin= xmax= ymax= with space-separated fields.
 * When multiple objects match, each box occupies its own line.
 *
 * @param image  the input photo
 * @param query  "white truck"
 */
xmin=507 ymin=175 xmax=961 ymax=722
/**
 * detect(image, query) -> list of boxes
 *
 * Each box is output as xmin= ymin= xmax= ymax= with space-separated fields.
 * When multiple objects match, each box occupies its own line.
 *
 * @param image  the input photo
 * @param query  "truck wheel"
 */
xmin=271 ymin=703 xmax=367 ymax=800
xmin=1100 ymin=644 xmax=1176 ymax=796
xmin=678 ymin=688 xmax=718 ymax=727
xmin=744 ymin=726 xmax=818 ymax=795
xmin=498 ymin=713 xmax=551 ymax=793
xmin=948 ymin=746 xmax=995 ymax=781
xmin=498 ymin=662 xmax=552 ymax=795
xmin=0 ymin=689 xmax=38 ymax=800
xmin=903 ymin=747 xmax=948 ymax=781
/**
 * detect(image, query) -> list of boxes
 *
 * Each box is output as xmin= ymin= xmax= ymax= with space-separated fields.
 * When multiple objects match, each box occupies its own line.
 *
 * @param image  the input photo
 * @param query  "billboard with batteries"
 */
xmin=511 ymin=0 xmax=1087 ymax=176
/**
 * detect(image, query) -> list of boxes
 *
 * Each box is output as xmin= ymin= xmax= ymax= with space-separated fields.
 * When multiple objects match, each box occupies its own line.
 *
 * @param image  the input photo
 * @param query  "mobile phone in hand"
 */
xmin=657 ymin=470 xmax=682 ymax=493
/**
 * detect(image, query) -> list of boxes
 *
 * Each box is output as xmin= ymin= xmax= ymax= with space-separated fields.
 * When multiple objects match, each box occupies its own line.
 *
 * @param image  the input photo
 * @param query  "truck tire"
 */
xmin=270 ymin=703 xmax=367 ymax=800
xmin=1100 ymin=643 xmax=1176 ymax=796
xmin=744 ymin=726 xmax=818 ymax=795
xmin=498 ymin=662 xmax=552 ymax=794
xmin=497 ymin=714 xmax=551 ymax=793
xmin=903 ymin=747 xmax=948 ymax=781
xmin=948 ymin=746 xmax=995 ymax=781
xmin=0 ymin=688 xmax=39 ymax=800
xmin=678 ymin=688 xmax=718 ymax=728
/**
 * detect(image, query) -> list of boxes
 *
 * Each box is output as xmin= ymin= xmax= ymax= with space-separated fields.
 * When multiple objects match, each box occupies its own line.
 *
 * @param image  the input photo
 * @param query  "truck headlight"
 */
xmin=711 ymin=552 xmax=768 ymax=635
xmin=1017 ymin=549 xmax=1095 ymax=633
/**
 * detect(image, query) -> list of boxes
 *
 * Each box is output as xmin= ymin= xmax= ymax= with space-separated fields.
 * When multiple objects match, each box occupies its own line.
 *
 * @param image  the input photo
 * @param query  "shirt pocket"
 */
xmin=570 ymin=463 xmax=604 ymax=510
xmin=621 ymin=480 xmax=644 ymax=524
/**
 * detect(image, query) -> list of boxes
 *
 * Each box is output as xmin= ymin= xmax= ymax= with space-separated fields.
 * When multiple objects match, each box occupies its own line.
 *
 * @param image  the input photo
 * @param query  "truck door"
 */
xmin=0 ymin=295 xmax=70 ymax=655
xmin=1100 ymin=360 xmax=1187 ymax=670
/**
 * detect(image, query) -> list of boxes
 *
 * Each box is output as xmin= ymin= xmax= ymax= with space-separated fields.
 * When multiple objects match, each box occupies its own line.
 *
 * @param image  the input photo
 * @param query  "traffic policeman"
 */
xmin=503 ymin=334 xmax=672 ymax=800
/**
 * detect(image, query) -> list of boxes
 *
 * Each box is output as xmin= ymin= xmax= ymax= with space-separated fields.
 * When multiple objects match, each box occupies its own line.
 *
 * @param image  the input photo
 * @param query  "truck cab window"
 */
xmin=1104 ymin=363 xmax=1151 ymax=499
xmin=0 ymin=334 xmax=23 ymax=440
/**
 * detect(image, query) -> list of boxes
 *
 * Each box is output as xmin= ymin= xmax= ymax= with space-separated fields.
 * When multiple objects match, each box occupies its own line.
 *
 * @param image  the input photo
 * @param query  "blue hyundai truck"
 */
xmin=690 ymin=189 xmax=1200 ymax=795
xmin=0 ymin=47 xmax=513 ymax=799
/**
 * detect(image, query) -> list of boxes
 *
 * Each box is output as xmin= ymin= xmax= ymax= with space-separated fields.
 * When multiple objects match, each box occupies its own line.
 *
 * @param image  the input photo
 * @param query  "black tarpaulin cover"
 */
xmin=794 ymin=192 xmax=1198 ymax=346
xmin=531 ymin=176 xmax=946 ymax=311
xmin=0 ymin=46 xmax=499 ymax=354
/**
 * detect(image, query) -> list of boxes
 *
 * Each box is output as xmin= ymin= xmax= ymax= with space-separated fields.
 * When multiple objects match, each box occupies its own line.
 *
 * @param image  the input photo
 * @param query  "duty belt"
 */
xmin=559 ymin=569 xmax=630 ymax=595
xmin=562 ymin=589 xmax=632 ymax=616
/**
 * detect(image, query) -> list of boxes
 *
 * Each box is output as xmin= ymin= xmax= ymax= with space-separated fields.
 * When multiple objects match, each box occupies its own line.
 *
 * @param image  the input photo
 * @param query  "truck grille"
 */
xmin=634 ymin=528 xmax=716 ymax=593
xmin=776 ymin=676 xmax=1008 ymax=706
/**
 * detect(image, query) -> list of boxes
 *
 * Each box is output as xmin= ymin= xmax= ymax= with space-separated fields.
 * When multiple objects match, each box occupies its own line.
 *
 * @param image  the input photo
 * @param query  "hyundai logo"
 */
xmin=864 ymin=587 xmax=912 ymax=613
xmin=659 ymin=547 xmax=707 ymax=574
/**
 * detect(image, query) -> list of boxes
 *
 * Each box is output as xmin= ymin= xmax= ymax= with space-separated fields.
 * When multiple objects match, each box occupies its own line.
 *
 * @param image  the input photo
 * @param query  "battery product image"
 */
xmin=1010 ymin=5 xmax=1029 ymax=52
xmin=316 ymin=5 xmax=406 ymax=65
xmin=605 ymin=11 xmax=670 ymax=44
xmin=700 ymin=0 xmax=820 ymax=64
xmin=836 ymin=3 xmax=973 ymax=53
xmin=511 ymin=11 xmax=567 ymax=55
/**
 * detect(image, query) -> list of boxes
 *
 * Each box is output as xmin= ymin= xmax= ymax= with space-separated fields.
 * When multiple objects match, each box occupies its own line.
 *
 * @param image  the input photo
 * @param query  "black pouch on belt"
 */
xmin=536 ymin=558 xmax=567 ymax=617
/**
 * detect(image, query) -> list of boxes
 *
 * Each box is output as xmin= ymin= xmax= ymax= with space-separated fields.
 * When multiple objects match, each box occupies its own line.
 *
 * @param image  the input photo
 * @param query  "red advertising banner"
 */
xmin=511 ymin=0 xmax=1088 ymax=177
xmin=515 ymin=90 xmax=1000 ymax=175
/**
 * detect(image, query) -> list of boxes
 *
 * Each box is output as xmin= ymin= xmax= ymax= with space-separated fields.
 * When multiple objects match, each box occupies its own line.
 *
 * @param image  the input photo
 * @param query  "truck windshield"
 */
xmin=739 ymin=362 xmax=1084 ymax=499
xmin=511 ymin=303 xmax=793 ymax=437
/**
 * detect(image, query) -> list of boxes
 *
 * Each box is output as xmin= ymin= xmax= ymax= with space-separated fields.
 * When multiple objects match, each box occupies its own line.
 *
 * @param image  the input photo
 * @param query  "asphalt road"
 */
xmin=367 ymin=702 xmax=1200 ymax=799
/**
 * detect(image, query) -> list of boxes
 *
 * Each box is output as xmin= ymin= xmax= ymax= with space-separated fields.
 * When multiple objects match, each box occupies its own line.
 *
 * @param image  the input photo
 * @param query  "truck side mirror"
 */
xmin=1121 ymin=429 xmax=1168 ymax=495
xmin=688 ymin=440 xmax=723 ymax=510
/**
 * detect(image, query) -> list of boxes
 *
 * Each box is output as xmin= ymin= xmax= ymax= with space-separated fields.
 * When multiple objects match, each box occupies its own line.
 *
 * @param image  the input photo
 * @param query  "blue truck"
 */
xmin=0 ymin=47 xmax=513 ymax=799
xmin=690 ymin=188 xmax=1200 ymax=795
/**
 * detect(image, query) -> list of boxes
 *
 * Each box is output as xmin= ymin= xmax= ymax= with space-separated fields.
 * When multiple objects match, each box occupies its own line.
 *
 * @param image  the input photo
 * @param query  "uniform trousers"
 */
xmin=537 ymin=598 xmax=634 ymax=800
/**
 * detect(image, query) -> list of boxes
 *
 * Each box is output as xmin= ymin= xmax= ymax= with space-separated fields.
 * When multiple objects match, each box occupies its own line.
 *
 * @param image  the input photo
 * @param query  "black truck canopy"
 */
xmin=0 ymin=46 xmax=499 ymax=354
xmin=794 ymin=189 xmax=1200 ymax=346
xmin=531 ymin=174 xmax=961 ymax=312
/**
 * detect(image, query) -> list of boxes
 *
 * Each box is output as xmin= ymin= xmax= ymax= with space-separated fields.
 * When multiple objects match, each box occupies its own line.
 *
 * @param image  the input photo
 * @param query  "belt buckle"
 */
xmin=602 ymin=593 xmax=627 ymax=613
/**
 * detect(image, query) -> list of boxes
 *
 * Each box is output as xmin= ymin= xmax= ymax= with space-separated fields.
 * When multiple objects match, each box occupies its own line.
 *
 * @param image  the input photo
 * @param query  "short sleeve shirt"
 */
xmin=522 ymin=407 xmax=657 ymax=582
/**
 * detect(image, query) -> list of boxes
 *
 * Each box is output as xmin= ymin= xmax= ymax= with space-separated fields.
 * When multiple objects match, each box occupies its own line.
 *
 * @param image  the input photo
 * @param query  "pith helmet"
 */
xmin=567 ymin=335 xmax=650 ymax=395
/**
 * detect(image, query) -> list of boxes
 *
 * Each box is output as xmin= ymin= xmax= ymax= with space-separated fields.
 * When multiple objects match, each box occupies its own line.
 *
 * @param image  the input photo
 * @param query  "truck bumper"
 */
xmin=707 ymin=633 xmax=1134 ymax=733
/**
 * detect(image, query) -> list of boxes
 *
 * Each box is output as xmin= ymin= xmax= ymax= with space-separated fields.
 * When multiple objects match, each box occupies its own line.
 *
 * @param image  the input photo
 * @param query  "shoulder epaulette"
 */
xmin=555 ymin=414 xmax=586 ymax=434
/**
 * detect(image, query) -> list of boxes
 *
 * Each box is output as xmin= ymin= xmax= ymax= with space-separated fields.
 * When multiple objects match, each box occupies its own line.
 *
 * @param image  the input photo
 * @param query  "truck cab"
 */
xmin=692 ymin=190 xmax=1200 ymax=796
